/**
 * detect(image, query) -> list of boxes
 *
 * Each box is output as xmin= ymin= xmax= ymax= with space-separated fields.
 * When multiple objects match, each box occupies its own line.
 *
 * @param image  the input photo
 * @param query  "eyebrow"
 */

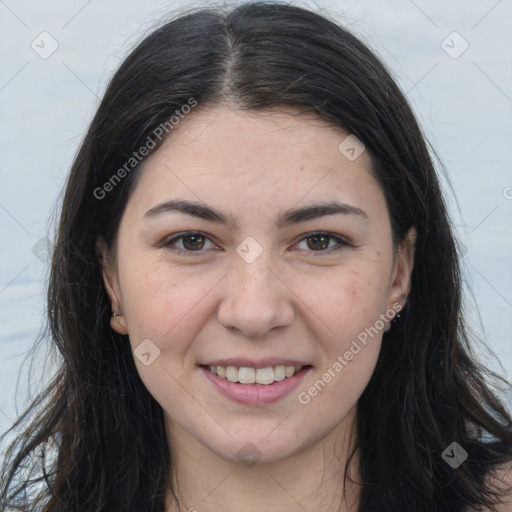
xmin=144 ymin=199 xmax=369 ymax=229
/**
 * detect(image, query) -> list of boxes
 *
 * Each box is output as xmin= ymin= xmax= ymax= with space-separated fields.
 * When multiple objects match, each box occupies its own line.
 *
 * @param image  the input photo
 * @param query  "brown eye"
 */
xmin=306 ymin=234 xmax=331 ymax=251
xmin=162 ymin=231 xmax=217 ymax=256
xmin=295 ymin=232 xmax=349 ymax=255
xmin=181 ymin=234 xmax=206 ymax=251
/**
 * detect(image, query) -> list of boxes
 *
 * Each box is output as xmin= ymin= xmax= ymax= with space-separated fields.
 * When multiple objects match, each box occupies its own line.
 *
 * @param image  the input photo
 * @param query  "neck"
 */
xmin=165 ymin=407 xmax=361 ymax=512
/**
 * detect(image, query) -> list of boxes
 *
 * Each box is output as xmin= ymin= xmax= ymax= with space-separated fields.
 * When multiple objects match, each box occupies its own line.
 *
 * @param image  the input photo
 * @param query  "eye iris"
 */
xmin=307 ymin=235 xmax=329 ymax=251
xmin=183 ymin=234 xmax=205 ymax=250
xmin=179 ymin=234 xmax=333 ymax=251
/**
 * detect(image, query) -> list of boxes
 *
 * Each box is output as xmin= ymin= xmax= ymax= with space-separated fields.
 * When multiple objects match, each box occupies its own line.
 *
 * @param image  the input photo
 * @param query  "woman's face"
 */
xmin=102 ymin=105 xmax=415 ymax=464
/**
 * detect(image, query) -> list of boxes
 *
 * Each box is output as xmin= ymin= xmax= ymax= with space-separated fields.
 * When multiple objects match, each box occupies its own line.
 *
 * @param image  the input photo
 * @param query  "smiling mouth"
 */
xmin=200 ymin=364 xmax=311 ymax=385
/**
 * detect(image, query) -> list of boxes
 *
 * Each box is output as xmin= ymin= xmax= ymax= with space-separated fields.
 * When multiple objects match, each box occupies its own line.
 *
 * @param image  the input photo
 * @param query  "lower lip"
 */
xmin=200 ymin=366 xmax=312 ymax=405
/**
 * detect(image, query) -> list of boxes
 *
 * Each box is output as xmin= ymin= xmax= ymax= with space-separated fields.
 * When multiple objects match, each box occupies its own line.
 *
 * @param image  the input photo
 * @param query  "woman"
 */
xmin=1 ymin=2 xmax=511 ymax=511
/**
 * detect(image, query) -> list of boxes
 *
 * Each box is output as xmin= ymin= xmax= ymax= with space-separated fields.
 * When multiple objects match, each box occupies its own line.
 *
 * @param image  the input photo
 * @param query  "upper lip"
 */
xmin=201 ymin=358 xmax=310 ymax=368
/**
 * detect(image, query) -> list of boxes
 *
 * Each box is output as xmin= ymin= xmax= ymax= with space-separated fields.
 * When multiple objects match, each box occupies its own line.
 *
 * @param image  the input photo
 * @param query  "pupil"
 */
xmin=308 ymin=235 xmax=329 ymax=250
xmin=182 ymin=235 xmax=330 ymax=251
xmin=183 ymin=234 xmax=204 ymax=250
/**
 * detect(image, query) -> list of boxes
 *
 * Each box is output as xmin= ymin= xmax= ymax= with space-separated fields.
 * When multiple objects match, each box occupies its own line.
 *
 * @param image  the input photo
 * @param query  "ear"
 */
xmin=96 ymin=237 xmax=128 ymax=335
xmin=387 ymin=226 xmax=416 ymax=312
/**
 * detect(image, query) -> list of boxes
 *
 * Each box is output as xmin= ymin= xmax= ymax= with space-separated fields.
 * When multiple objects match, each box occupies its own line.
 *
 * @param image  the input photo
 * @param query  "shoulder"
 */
xmin=478 ymin=460 xmax=512 ymax=512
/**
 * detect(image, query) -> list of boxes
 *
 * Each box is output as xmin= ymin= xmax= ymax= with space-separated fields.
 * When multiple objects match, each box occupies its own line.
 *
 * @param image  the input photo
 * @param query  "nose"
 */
xmin=217 ymin=252 xmax=294 ymax=338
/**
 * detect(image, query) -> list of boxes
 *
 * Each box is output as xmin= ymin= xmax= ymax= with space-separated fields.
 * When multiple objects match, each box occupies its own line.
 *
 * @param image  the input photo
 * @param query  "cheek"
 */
xmin=295 ymin=257 xmax=389 ymax=390
xmin=117 ymin=257 xmax=221 ymax=413
xmin=293 ymin=263 xmax=386 ymax=427
xmin=118 ymin=255 xmax=228 ymax=353
xmin=305 ymin=257 xmax=391 ymax=342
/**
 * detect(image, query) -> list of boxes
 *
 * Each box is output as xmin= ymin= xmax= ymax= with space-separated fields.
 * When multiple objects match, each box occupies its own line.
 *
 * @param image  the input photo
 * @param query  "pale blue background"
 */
xmin=1 ymin=0 xmax=511 ymax=453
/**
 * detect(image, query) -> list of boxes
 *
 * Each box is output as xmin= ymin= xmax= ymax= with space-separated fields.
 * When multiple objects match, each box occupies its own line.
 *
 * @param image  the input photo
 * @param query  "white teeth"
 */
xmin=207 ymin=364 xmax=305 ymax=384
xmin=238 ymin=367 xmax=256 ymax=384
xmin=273 ymin=365 xmax=285 ymax=381
xmin=256 ymin=367 xmax=274 ymax=385
xmin=226 ymin=366 xmax=239 ymax=382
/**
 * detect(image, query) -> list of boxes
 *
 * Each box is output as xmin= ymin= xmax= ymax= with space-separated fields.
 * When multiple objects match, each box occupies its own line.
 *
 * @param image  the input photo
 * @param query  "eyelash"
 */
xmin=161 ymin=231 xmax=350 ymax=257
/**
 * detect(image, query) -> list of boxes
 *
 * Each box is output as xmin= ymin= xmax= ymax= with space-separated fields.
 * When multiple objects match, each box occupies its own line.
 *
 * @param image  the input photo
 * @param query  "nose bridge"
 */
xmin=217 ymin=245 xmax=293 ymax=337
xmin=232 ymin=234 xmax=278 ymax=294
xmin=231 ymin=248 xmax=280 ymax=310
xmin=235 ymin=253 xmax=274 ymax=298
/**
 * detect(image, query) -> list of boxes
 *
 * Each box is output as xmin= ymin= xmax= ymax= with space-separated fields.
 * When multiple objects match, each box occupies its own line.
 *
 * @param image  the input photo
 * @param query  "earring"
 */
xmin=384 ymin=313 xmax=401 ymax=333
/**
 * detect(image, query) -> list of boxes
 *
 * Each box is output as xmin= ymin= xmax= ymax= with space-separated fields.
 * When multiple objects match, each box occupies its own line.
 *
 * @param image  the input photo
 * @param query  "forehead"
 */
xmin=127 ymin=105 xmax=385 ymax=221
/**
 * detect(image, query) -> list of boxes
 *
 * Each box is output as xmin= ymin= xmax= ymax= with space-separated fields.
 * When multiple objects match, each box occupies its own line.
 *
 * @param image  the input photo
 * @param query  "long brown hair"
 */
xmin=1 ymin=3 xmax=511 ymax=511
